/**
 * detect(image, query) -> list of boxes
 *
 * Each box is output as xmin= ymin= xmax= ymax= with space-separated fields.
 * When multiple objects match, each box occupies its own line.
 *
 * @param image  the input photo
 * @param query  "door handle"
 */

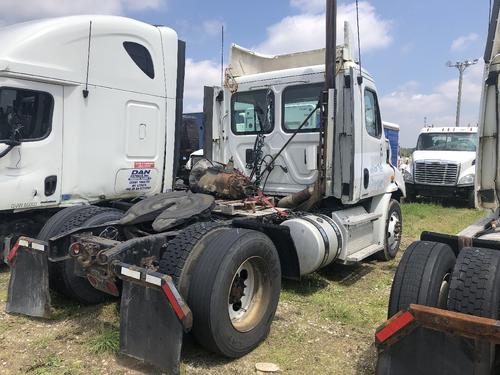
xmin=44 ymin=175 xmax=57 ymax=197
xmin=363 ymin=168 xmax=369 ymax=189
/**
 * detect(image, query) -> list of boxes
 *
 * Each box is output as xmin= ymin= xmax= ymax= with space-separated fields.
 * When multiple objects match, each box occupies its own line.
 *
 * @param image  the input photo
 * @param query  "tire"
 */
xmin=467 ymin=188 xmax=476 ymax=209
xmin=377 ymin=199 xmax=403 ymax=261
xmin=404 ymin=186 xmax=417 ymax=203
xmin=187 ymin=229 xmax=281 ymax=358
xmin=388 ymin=241 xmax=456 ymax=318
xmin=447 ymin=247 xmax=500 ymax=374
xmin=158 ymin=222 xmax=229 ymax=296
xmin=38 ymin=206 xmax=122 ymax=304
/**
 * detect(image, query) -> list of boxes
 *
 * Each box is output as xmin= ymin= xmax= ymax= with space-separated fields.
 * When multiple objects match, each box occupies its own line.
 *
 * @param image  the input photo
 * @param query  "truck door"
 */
xmin=0 ymin=80 xmax=63 ymax=211
xmin=360 ymin=81 xmax=387 ymax=198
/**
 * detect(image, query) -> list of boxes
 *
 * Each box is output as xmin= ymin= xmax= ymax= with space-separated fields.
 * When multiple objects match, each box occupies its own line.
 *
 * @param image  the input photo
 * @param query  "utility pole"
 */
xmin=446 ymin=59 xmax=478 ymax=127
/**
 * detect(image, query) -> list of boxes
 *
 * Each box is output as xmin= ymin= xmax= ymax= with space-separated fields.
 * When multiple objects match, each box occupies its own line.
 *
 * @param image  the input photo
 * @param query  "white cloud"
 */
xmin=381 ymin=62 xmax=484 ymax=146
xmin=255 ymin=1 xmax=392 ymax=55
xmin=184 ymin=58 xmax=221 ymax=113
xmin=202 ymin=20 xmax=225 ymax=37
xmin=0 ymin=0 xmax=165 ymax=25
xmin=450 ymin=33 xmax=479 ymax=51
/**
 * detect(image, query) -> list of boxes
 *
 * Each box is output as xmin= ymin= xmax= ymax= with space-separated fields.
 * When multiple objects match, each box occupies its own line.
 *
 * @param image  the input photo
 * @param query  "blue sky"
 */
xmin=0 ymin=0 xmax=491 ymax=146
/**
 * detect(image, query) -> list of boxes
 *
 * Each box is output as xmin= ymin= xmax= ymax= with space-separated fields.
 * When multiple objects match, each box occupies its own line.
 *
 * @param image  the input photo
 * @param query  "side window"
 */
xmin=231 ymin=90 xmax=274 ymax=135
xmin=364 ymin=89 xmax=382 ymax=138
xmin=0 ymin=88 xmax=54 ymax=142
xmin=123 ymin=42 xmax=155 ymax=79
xmin=282 ymin=83 xmax=322 ymax=133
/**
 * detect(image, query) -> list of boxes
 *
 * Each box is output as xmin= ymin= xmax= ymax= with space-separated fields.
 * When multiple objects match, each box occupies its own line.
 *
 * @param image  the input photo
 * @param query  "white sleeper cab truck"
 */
xmin=403 ymin=126 xmax=478 ymax=206
xmin=0 ymin=15 xmax=184 ymax=258
xmin=375 ymin=2 xmax=500 ymax=373
xmin=6 ymin=4 xmax=404 ymax=374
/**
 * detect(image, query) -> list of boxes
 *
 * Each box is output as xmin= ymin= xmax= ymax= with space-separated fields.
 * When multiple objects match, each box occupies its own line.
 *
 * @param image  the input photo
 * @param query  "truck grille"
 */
xmin=414 ymin=162 xmax=459 ymax=185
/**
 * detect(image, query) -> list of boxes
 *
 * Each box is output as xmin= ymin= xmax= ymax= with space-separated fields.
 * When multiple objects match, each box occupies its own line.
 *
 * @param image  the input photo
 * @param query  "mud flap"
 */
xmin=6 ymin=237 xmax=51 ymax=318
xmin=116 ymin=264 xmax=192 ymax=375
xmin=376 ymin=328 xmax=476 ymax=375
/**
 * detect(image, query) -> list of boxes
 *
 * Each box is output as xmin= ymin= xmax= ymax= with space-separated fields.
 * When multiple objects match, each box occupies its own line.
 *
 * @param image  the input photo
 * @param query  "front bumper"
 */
xmin=406 ymin=183 xmax=473 ymax=200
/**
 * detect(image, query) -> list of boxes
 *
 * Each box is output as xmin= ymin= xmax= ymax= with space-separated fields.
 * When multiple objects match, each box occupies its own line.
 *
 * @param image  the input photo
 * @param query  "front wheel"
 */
xmin=378 ymin=199 xmax=402 ymax=261
xmin=188 ymin=228 xmax=281 ymax=358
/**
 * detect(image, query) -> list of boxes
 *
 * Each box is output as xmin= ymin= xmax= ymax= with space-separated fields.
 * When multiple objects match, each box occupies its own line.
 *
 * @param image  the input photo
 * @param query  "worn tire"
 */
xmin=377 ymin=199 xmax=403 ymax=261
xmin=447 ymin=247 xmax=500 ymax=374
xmin=38 ymin=206 xmax=122 ymax=304
xmin=388 ymin=241 xmax=456 ymax=318
xmin=158 ymin=222 xmax=229 ymax=296
xmin=187 ymin=228 xmax=281 ymax=358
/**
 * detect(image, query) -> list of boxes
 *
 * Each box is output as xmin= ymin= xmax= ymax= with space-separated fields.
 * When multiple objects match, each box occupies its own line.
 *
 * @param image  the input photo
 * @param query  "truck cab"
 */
xmin=205 ymin=43 xmax=405 ymax=202
xmin=403 ymin=126 xmax=478 ymax=205
xmin=0 ymin=15 xmax=184 ymax=256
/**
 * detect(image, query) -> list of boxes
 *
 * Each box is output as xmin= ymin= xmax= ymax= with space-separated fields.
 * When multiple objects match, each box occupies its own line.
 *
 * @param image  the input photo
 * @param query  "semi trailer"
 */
xmin=375 ymin=2 xmax=500 ymax=374
xmin=2 ymin=2 xmax=405 ymax=373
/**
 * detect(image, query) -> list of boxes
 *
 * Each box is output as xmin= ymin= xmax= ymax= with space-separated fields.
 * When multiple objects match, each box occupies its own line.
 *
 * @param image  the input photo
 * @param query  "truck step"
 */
xmin=340 ymin=212 xmax=381 ymax=227
xmin=346 ymin=244 xmax=384 ymax=262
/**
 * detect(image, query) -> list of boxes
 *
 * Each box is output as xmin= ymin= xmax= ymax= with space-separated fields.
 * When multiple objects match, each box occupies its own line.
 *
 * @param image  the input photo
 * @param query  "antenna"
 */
xmin=83 ymin=21 xmax=93 ymax=98
xmin=355 ymin=0 xmax=363 ymax=85
xmin=221 ymin=24 xmax=224 ymax=87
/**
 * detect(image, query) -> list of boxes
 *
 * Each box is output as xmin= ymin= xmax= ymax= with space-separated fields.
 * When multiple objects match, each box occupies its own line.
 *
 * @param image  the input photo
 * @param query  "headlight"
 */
xmin=403 ymin=169 xmax=413 ymax=182
xmin=458 ymin=174 xmax=475 ymax=185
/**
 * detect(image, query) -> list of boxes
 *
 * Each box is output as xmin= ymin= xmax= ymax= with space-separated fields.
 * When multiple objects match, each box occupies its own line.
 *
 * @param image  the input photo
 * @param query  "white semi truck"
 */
xmin=403 ymin=126 xmax=478 ymax=206
xmin=3 ymin=2 xmax=405 ymax=373
xmin=375 ymin=2 xmax=500 ymax=373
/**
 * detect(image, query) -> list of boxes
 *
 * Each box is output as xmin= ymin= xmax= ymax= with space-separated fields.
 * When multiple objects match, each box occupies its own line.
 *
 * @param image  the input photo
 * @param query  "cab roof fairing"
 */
xmin=0 ymin=15 xmax=178 ymax=97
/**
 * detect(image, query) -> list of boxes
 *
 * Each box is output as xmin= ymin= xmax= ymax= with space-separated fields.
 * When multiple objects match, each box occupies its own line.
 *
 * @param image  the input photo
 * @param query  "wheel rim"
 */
xmin=438 ymin=272 xmax=451 ymax=309
xmin=228 ymin=256 xmax=271 ymax=332
xmin=387 ymin=211 xmax=402 ymax=252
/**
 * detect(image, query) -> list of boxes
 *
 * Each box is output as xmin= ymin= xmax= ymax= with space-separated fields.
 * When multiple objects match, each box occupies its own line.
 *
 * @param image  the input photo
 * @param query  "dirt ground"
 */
xmin=0 ymin=203 xmax=485 ymax=375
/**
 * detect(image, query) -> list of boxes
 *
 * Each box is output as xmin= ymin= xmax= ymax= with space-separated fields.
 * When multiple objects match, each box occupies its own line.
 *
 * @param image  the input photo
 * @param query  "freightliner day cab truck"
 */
xmin=375 ymin=2 xmax=500 ymax=374
xmin=403 ymin=126 xmax=478 ymax=206
xmin=2 ymin=1 xmax=405 ymax=373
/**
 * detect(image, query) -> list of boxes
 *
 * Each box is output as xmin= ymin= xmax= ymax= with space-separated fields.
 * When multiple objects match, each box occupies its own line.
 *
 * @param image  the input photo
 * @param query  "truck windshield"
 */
xmin=0 ymin=88 xmax=53 ymax=142
xmin=416 ymin=132 xmax=478 ymax=151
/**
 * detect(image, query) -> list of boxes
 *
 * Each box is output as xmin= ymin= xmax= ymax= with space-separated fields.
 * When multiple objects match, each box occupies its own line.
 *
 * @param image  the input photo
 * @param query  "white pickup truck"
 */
xmin=403 ymin=126 xmax=478 ymax=206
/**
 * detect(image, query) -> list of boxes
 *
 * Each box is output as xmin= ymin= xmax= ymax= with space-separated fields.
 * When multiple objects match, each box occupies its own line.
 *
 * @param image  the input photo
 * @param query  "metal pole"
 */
xmin=447 ymin=59 xmax=478 ymax=126
xmin=456 ymin=65 xmax=464 ymax=127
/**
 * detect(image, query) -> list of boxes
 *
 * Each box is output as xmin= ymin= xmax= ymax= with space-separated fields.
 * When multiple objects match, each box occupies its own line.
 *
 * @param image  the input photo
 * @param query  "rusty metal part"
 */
xmin=376 ymin=304 xmax=500 ymax=350
xmin=277 ymin=187 xmax=314 ymax=208
xmin=190 ymin=159 xmax=254 ymax=199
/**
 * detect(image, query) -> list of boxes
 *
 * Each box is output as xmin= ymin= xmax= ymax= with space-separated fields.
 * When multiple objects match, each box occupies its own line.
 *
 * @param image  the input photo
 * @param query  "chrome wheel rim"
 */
xmin=387 ymin=211 xmax=402 ymax=252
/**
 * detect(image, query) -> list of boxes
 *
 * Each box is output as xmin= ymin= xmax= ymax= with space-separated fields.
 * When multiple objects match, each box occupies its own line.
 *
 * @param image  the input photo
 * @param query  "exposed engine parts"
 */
xmin=189 ymin=159 xmax=255 ymax=199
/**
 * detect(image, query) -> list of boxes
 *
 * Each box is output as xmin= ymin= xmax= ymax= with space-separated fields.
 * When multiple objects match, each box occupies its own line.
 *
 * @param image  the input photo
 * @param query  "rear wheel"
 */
xmin=447 ymin=247 xmax=500 ymax=373
xmin=187 ymin=229 xmax=281 ymax=357
xmin=388 ymin=241 xmax=456 ymax=318
xmin=38 ymin=206 xmax=122 ymax=304
xmin=158 ymin=222 xmax=229 ymax=296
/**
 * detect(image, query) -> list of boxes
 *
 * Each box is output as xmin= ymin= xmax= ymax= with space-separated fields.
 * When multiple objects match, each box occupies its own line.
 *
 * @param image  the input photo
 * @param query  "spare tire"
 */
xmin=388 ymin=241 xmax=456 ymax=318
xmin=187 ymin=228 xmax=281 ymax=358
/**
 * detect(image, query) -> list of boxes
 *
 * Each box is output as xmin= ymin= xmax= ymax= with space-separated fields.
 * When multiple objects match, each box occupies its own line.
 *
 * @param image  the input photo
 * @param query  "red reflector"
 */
xmin=376 ymin=311 xmax=415 ymax=343
xmin=6 ymin=241 xmax=20 ymax=264
xmin=161 ymin=282 xmax=184 ymax=321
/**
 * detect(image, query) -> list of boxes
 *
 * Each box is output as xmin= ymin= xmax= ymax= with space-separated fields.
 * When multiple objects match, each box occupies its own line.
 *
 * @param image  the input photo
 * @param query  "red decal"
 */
xmin=134 ymin=161 xmax=155 ymax=169
xmin=161 ymin=283 xmax=184 ymax=321
xmin=375 ymin=311 xmax=415 ymax=343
